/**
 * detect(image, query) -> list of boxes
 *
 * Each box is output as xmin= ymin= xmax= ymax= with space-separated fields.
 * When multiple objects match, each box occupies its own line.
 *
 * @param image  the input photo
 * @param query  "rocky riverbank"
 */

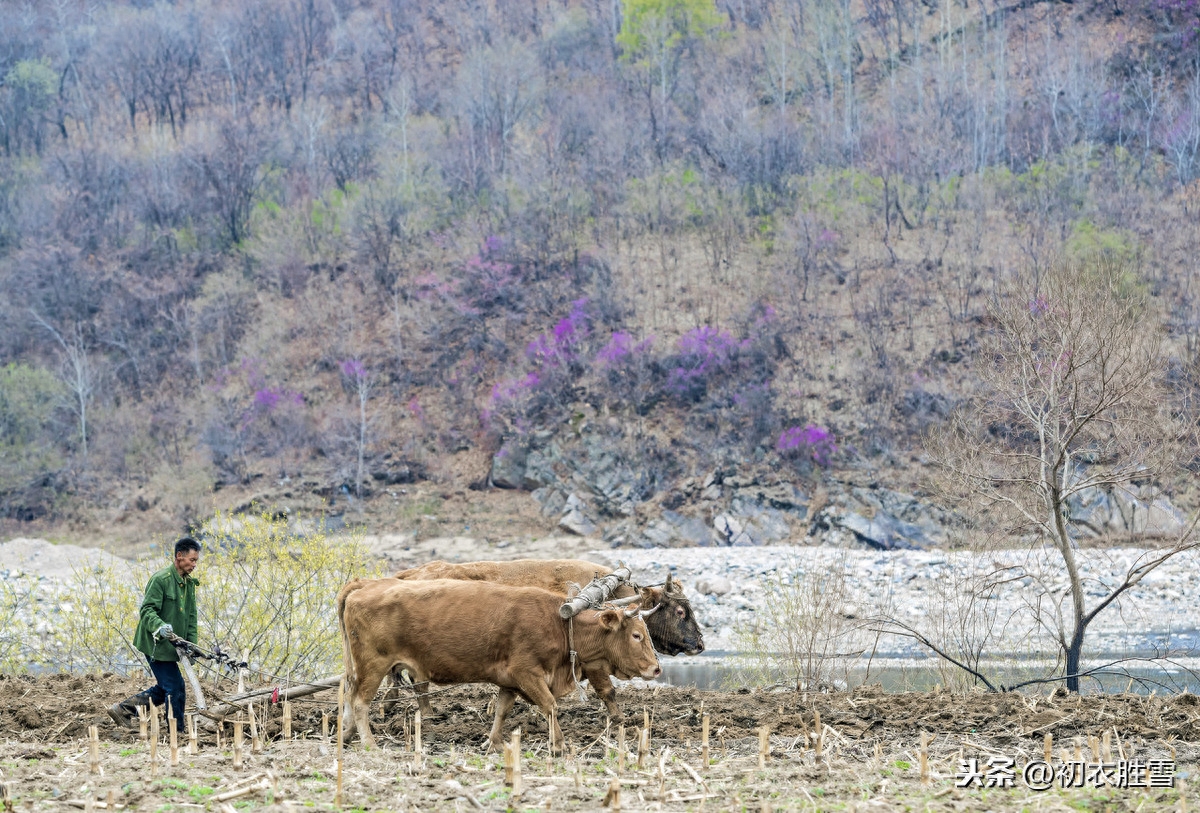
xmin=4 ymin=536 xmax=1198 ymax=683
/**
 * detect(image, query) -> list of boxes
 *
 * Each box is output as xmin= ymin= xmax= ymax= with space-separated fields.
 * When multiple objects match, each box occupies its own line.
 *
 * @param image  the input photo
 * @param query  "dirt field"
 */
xmin=1 ymin=672 xmax=1197 ymax=811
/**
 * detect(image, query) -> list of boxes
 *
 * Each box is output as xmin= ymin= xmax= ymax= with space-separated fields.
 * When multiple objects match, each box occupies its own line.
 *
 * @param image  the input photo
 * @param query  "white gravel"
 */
xmin=0 ymin=537 xmax=131 ymax=580
xmin=587 ymin=544 xmax=1200 ymax=660
xmin=5 ymin=536 xmax=1197 ymax=679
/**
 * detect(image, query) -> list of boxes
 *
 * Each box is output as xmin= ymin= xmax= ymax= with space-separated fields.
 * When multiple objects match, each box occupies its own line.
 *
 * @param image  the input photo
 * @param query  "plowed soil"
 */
xmin=2 ymin=672 xmax=1198 ymax=810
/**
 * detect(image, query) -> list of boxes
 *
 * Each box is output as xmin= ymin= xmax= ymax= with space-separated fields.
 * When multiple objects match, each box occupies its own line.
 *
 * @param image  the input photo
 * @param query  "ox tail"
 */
xmin=336 ymin=579 xmax=366 ymax=694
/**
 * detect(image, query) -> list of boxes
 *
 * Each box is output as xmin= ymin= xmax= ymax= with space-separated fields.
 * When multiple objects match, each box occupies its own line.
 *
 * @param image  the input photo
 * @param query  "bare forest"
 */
xmin=3 ymin=0 xmax=1200 ymax=543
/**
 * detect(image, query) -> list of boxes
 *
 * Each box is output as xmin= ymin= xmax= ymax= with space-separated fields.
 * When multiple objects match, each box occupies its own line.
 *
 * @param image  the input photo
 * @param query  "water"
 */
xmin=657 ymin=652 xmax=1200 ymax=694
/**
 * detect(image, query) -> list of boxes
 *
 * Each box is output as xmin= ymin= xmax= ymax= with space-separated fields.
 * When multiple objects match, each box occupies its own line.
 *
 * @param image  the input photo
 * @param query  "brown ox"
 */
xmin=395 ymin=559 xmax=704 ymax=720
xmin=337 ymin=577 xmax=661 ymax=752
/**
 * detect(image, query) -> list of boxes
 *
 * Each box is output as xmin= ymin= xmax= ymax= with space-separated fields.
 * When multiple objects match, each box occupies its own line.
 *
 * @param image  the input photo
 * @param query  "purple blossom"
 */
xmin=254 ymin=387 xmax=304 ymax=411
xmin=490 ymin=372 xmax=541 ymax=404
xmin=340 ymin=359 xmax=368 ymax=380
xmin=778 ymin=424 xmax=837 ymax=467
xmin=526 ymin=299 xmax=590 ymax=367
xmin=597 ymin=331 xmax=634 ymax=366
xmin=1029 ymin=296 xmax=1050 ymax=315
xmin=667 ymin=326 xmax=745 ymax=397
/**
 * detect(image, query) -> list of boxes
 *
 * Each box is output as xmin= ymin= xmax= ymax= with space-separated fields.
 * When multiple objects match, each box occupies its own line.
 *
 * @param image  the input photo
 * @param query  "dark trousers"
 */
xmin=140 ymin=656 xmax=186 ymax=722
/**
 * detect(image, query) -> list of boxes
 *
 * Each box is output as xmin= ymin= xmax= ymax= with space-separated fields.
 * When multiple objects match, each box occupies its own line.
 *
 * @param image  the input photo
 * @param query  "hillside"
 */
xmin=2 ymin=0 xmax=1200 ymax=553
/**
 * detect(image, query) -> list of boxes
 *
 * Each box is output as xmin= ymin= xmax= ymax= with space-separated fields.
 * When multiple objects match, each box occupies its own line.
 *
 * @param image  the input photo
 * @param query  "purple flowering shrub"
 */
xmin=593 ymin=330 xmax=659 ymax=413
xmin=482 ymin=298 xmax=801 ymax=471
xmin=484 ymin=299 xmax=594 ymax=436
xmin=413 ymin=236 xmax=529 ymax=371
xmin=777 ymin=424 xmax=837 ymax=468
xmin=665 ymin=326 xmax=746 ymax=402
xmin=202 ymin=358 xmax=309 ymax=479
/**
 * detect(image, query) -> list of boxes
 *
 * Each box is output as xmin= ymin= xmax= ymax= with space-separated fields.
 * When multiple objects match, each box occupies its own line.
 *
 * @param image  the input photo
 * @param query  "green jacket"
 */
xmin=133 ymin=565 xmax=199 ymax=662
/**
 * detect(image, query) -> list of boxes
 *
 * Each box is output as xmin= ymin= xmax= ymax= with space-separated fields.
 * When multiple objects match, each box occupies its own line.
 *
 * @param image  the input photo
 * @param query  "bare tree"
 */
xmin=932 ymin=257 xmax=1199 ymax=692
xmin=30 ymin=311 xmax=96 ymax=462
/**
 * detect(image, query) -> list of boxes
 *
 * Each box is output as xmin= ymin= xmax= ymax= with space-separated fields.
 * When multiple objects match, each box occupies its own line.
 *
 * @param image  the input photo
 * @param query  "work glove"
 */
xmin=154 ymin=623 xmax=174 ymax=640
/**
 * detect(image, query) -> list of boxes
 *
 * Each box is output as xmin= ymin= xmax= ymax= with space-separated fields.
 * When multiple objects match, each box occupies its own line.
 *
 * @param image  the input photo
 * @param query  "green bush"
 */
xmin=193 ymin=513 xmax=384 ymax=681
xmin=13 ymin=514 xmax=383 ymax=679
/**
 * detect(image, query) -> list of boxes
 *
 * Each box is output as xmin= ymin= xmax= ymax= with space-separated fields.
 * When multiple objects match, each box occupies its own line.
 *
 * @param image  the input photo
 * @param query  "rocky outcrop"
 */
xmin=493 ymin=423 xmax=1187 ymax=551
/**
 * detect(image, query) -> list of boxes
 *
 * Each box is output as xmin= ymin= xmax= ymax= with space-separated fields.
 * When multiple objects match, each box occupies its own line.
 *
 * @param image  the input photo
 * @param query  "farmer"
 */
xmin=107 ymin=536 xmax=201 ymax=727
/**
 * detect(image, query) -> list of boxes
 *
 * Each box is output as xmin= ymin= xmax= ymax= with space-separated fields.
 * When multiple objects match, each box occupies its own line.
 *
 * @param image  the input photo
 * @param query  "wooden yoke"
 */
xmin=558 ymin=565 xmax=633 ymax=619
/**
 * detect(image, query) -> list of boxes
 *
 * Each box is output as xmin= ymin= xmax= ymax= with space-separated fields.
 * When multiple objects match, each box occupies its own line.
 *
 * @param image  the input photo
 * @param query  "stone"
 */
xmin=836 ymin=511 xmax=931 ymax=550
xmin=696 ymin=576 xmax=732 ymax=596
xmin=490 ymin=442 xmax=527 ymax=489
xmin=559 ymin=508 xmax=597 ymax=537
xmin=521 ymin=450 xmax=556 ymax=491
xmin=713 ymin=514 xmax=743 ymax=546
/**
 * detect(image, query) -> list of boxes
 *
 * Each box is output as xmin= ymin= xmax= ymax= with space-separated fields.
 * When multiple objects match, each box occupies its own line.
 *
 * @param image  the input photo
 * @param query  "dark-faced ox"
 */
xmin=395 ymin=559 xmax=705 ymax=657
xmin=336 ymin=577 xmax=661 ymax=752
xmin=394 ymin=558 xmax=704 ymax=721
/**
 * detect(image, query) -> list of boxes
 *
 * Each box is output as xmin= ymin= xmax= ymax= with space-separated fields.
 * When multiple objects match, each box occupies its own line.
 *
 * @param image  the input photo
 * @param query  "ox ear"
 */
xmin=597 ymin=607 xmax=625 ymax=630
xmin=640 ymin=585 xmax=664 ymax=606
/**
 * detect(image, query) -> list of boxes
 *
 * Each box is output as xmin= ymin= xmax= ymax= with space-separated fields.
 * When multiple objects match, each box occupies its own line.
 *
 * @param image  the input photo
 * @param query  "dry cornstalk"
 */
xmin=618 ymin=725 xmax=626 ymax=774
xmin=149 ymin=701 xmax=160 ymax=779
xmin=62 ymin=801 xmax=124 ymax=811
xmin=1043 ymin=733 xmax=1053 ymax=764
xmin=136 ymin=704 xmax=148 ymax=743
xmin=187 ymin=715 xmax=198 ymax=756
xmin=414 ymin=709 xmax=423 ymax=755
xmin=281 ymin=701 xmax=292 ymax=740
xmin=758 ymin=727 xmax=769 ymax=769
xmin=701 ymin=713 xmax=710 ymax=769
xmin=88 ymin=725 xmax=100 ymax=775
xmin=335 ymin=680 xmax=344 ymax=809
xmin=602 ymin=777 xmax=621 ymax=810
xmin=1089 ymin=735 xmax=1100 ymax=763
xmin=1102 ymin=729 xmax=1112 ymax=762
xmin=637 ymin=727 xmax=649 ymax=770
xmin=249 ymin=702 xmax=262 ymax=755
xmin=322 ymin=712 xmax=329 ymax=741
xmin=169 ymin=714 xmax=178 ymax=767
xmin=680 ymin=758 xmax=707 ymax=792
xmin=919 ymin=732 xmax=930 ymax=786
xmin=1074 ymin=736 xmax=1083 ymax=762
xmin=504 ymin=739 xmax=515 ymax=786
xmin=813 ymin=710 xmax=823 ymax=760
xmin=212 ymin=778 xmax=271 ymax=804
xmin=510 ymin=729 xmax=523 ymax=797
xmin=233 ymin=717 xmax=244 ymax=771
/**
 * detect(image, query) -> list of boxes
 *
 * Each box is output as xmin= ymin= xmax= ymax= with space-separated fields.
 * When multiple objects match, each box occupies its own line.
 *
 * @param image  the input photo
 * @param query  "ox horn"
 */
xmin=609 ymin=596 xmax=642 ymax=607
xmin=638 ymin=603 xmax=662 ymax=618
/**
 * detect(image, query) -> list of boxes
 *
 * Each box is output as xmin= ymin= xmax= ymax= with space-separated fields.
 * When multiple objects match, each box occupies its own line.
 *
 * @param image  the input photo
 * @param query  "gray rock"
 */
xmin=558 ymin=493 xmax=599 ymax=536
xmin=521 ymin=449 xmax=557 ymax=491
xmin=696 ymin=576 xmax=732 ymax=596
xmin=662 ymin=510 xmax=714 ymax=546
xmin=490 ymin=442 xmax=527 ymax=489
xmin=713 ymin=514 xmax=743 ymax=545
xmin=533 ymin=487 xmax=567 ymax=518
xmin=559 ymin=508 xmax=597 ymax=537
xmin=836 ymin=511 xmax=931 ymax=550
xmin=1070 ymin=486 xmax=1187 ymax=537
